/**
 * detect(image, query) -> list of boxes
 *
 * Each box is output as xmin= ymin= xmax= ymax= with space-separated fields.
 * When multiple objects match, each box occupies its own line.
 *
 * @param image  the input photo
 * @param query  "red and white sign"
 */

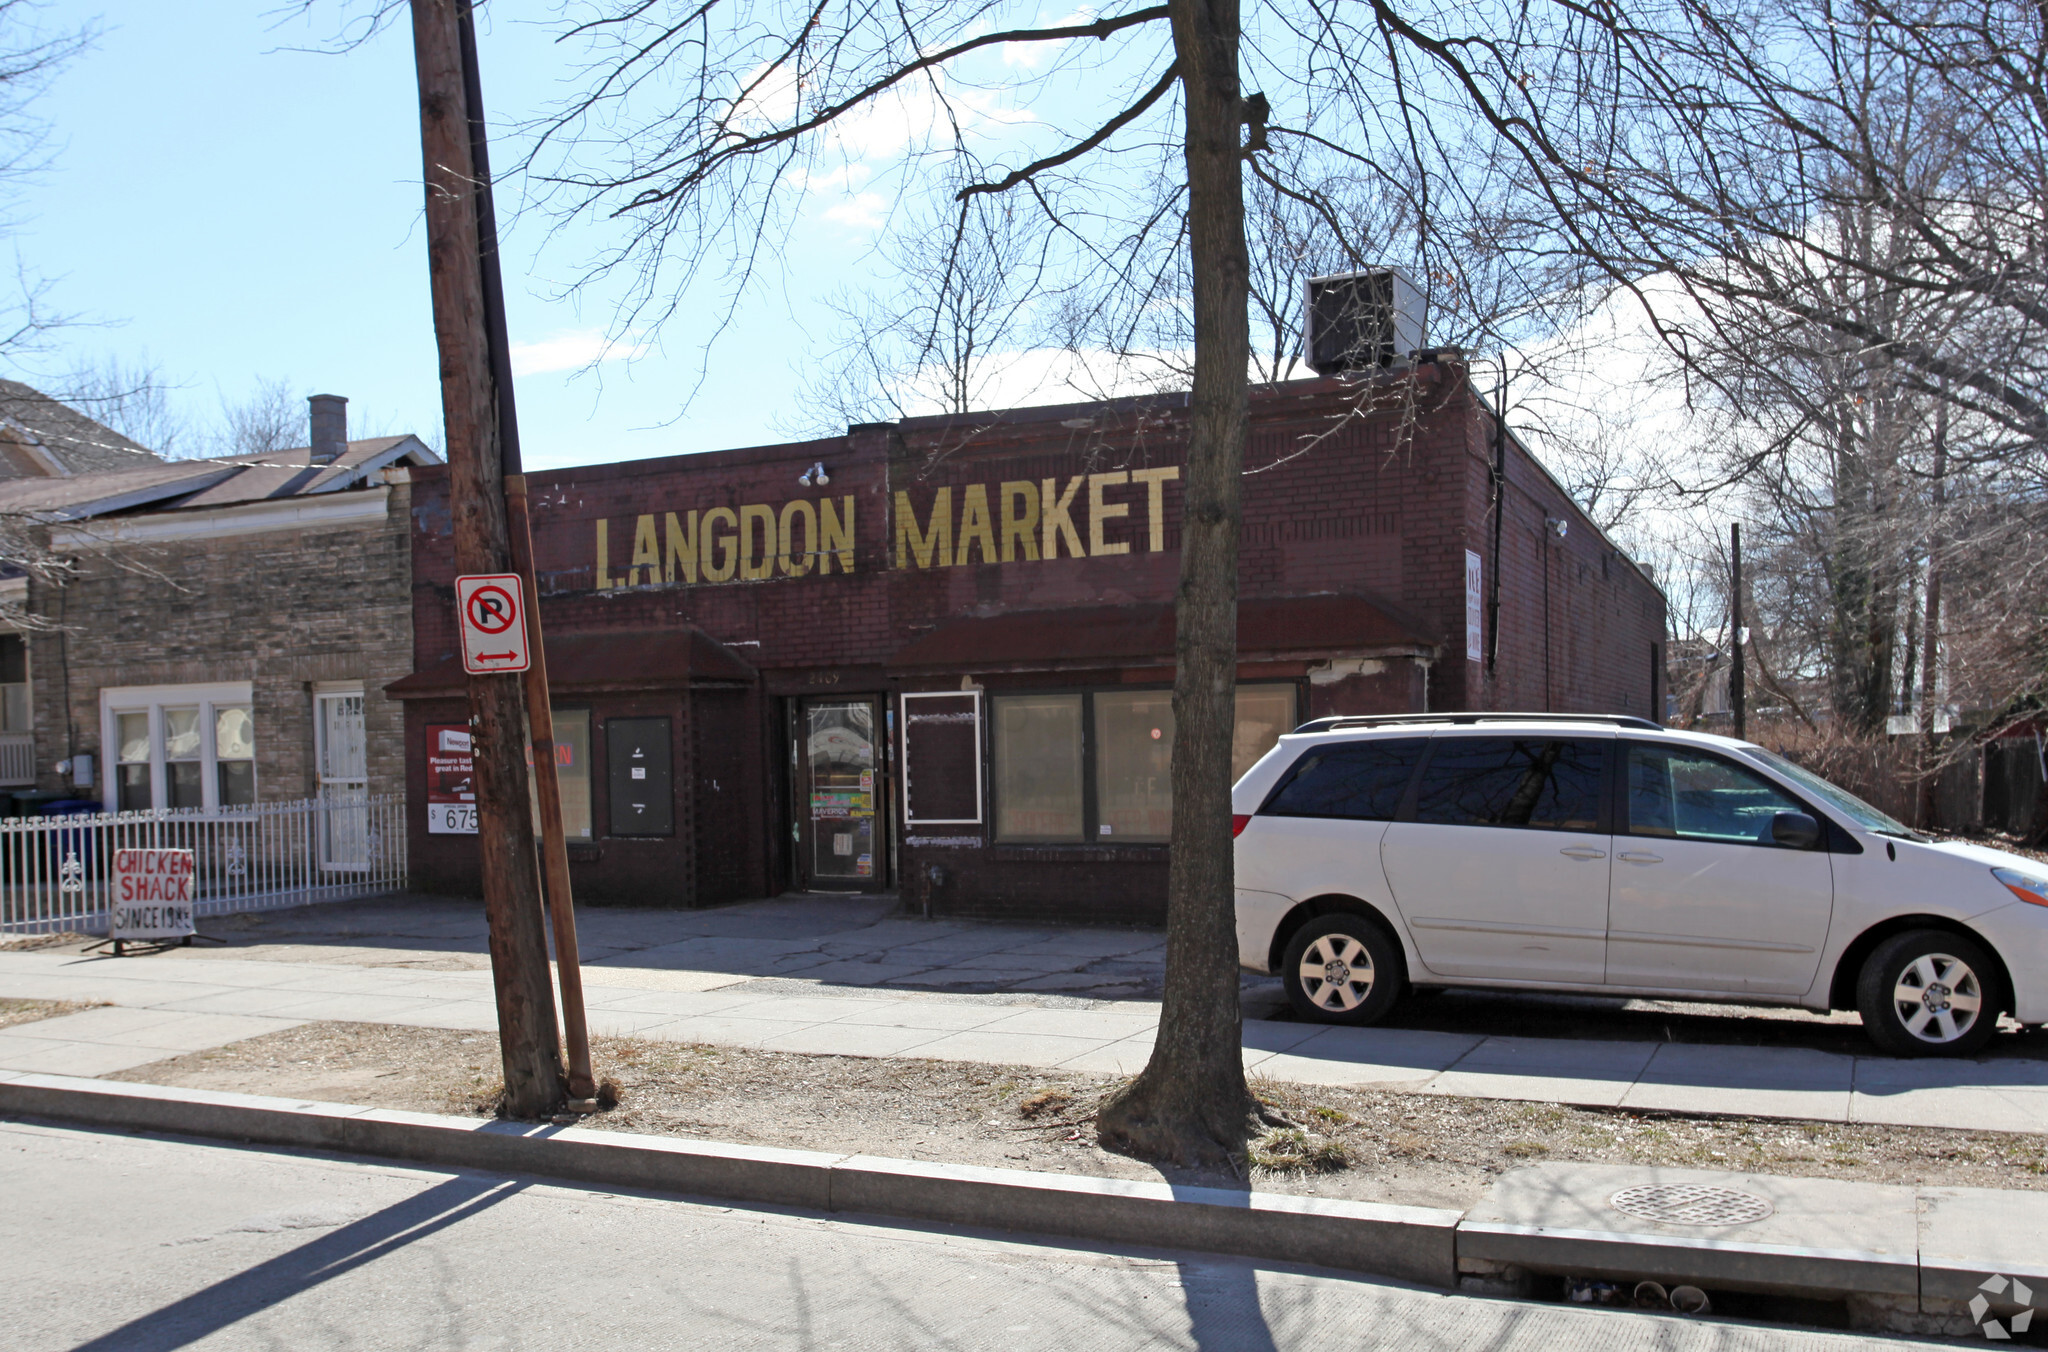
xmin=111 ymin=849 xmax=196 ymax=940
xmin=455 ymin=573 xmax=530 ymax=674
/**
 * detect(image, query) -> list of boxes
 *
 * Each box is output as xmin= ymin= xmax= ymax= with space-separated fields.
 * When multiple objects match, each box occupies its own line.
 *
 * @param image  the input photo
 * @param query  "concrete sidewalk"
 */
xmin=3 ymin=942 xmax=2045 ymax=1133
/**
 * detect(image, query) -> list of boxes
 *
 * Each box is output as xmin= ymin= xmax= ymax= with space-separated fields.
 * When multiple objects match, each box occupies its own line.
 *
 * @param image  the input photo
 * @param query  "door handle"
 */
xmin=1559 ymin=846 xmax=1607 ymax=860
xmin=1618 ymin=851 xmax=1664 ymax=864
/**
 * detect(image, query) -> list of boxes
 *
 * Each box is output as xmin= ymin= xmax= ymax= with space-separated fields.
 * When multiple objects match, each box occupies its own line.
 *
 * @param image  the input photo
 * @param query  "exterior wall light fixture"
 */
xmin=798 ymin=461 xmax=830 ymax=487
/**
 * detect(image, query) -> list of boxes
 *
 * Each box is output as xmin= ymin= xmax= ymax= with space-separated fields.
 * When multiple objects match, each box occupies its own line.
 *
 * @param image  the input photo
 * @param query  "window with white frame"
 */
xmin=102 ymin=683 xmax=256 ymax=812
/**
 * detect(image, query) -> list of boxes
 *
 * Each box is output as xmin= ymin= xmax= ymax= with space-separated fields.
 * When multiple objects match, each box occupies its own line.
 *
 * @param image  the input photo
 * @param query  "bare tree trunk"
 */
xmin=1095 ymin=0 xmax=1267 ymax=1166
xmin=411 ymin=0 xmax=563 ymax=1119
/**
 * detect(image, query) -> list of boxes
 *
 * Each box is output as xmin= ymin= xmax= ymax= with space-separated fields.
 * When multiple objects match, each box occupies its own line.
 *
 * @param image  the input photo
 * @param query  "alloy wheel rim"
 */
xmin=1891 ymin=952 xmax=1983 ymax=1044
xmin=1299 ymin=934 xmax=1374 ymax=1012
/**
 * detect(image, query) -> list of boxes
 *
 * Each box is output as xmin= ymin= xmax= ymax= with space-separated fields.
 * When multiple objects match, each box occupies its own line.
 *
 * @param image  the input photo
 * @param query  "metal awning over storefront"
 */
xmin=386 ymin=627 xmax=756 ymax=698
xmin=886 ymin=592 xmax=1439 ymax=673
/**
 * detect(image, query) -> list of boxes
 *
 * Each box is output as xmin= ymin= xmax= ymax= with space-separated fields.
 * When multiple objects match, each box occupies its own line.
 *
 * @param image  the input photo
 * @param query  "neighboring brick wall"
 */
xmin=27 ymin=483 xmax=414 ymax=807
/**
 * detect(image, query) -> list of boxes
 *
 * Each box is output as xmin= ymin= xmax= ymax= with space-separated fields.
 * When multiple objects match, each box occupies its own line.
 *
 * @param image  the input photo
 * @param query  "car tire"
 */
xmin=1281 ymin=914 xmax=1405 ymax=1026
xmin=1856 ymin=929 xmax=2004 ymax=1058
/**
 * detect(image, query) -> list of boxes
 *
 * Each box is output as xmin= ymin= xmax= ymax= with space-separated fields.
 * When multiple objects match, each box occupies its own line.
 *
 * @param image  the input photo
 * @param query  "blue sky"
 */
xmin=13 ymin=2 xmax=900 ymax=468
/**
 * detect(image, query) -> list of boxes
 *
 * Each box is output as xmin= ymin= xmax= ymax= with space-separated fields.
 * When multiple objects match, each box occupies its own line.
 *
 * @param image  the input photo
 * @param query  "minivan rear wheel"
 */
xmin=1856 ymin=929 xmax=2003 ymax=1058
xmin=1281 ymin=915 xmax=1405 ymax=1026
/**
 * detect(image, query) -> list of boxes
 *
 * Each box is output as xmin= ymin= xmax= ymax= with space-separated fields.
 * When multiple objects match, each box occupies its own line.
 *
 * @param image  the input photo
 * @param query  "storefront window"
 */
xmin=165 ymin=707 xmax=204 ymax=808
xmin=992 ymin=684 xmax=1296 ymax=844
xmin=993 ymin=694 xmax=1084 ymax=841
xmin=1096 ymin=691 xmax=1173 ymax=841
xmin=557 ymin=709 xmax=593 ymax=839
xmin=1232 ymin=685 xmax=1298 ymax=780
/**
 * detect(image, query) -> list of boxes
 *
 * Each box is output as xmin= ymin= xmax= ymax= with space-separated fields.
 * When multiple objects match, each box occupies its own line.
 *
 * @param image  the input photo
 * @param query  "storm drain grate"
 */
xmin=1609 ymin=1183 xmax=1775 ymax=1228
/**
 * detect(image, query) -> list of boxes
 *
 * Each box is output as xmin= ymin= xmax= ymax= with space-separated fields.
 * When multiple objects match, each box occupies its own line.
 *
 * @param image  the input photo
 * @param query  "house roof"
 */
xmin=0 ymin=379 xmax=162 ymax=478
xmin=0 ymin=434 xmax=440 ymax=521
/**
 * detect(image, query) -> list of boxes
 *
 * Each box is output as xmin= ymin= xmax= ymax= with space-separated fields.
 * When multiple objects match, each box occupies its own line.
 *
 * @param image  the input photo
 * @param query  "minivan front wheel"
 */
xmin=1282 ymin=915 xmax=1404 ymax=1025
xmin=1856 ymin=929 xmax=2003 ymax=1057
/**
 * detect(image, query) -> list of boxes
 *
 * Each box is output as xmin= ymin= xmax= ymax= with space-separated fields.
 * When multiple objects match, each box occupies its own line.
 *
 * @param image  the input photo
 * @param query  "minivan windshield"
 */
xmin=1737 ymin=746 xmax=1921 ymax=837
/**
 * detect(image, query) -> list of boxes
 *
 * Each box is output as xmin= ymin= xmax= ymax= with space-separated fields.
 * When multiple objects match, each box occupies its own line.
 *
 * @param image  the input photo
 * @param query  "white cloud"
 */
xmin=823 ymin=192 xmax=890 ymax=229
xmin=509 ymin=328 xmax=648 ymax=377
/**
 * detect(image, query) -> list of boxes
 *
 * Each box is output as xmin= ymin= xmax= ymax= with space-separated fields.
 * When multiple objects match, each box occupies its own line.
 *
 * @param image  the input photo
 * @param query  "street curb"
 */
xmin=0 ymin=1072 xmax=1460 ymax=1288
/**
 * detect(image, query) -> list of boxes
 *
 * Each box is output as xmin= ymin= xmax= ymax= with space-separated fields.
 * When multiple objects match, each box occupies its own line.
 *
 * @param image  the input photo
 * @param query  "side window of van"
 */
xmin=1410 ymin=738 xmax=1606 ymax=832
xmin=1262 ymin=738 xmax=1427 ymax=820
xmin=1626 ymin=743 xmax=1806 ymax=844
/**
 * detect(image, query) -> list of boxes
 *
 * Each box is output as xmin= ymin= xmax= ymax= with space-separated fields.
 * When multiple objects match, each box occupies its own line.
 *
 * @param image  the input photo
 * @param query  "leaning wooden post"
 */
xmin=409 ymin=0 xmax=564 ymax=1117
xmin=449 ymin=0 xmax=597 ymax=1102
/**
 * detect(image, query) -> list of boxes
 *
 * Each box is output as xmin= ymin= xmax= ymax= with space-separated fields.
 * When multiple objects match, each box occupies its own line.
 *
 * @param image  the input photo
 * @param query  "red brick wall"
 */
xmin=399 ymin=362 xmax=1666 ymax=915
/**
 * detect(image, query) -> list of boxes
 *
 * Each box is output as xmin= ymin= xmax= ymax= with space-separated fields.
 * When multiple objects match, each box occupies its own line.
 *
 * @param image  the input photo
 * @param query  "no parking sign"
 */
xmin=455 ymin=573 xmax=531 ymax=675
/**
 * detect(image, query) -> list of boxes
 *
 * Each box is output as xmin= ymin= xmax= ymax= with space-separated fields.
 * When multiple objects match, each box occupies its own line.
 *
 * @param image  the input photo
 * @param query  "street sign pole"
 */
xmin=409 ymin=0 xmax=564 ymax=1117
xmin=452 ymin=0 xmax=596 ymax=1101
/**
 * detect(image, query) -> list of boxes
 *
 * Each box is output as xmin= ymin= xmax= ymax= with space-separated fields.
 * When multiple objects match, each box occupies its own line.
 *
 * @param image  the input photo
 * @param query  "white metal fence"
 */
xmin=0 ymin=794 xmax=407 ymax=936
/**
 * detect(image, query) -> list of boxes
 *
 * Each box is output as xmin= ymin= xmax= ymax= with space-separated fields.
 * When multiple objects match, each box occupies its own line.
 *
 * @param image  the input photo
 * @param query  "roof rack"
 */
xmin=1290 ymin=712 xmax=1664 ymax=735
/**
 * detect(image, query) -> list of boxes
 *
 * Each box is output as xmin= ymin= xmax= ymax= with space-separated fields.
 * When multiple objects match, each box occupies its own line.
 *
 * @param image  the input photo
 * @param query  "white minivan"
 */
xmin=1231 ymin=713 xmax=2048 ymax=1056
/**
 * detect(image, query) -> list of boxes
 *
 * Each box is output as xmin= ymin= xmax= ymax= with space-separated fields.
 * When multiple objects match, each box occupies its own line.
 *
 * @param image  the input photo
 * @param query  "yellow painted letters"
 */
xmin=1130 ymin=466 xmax=1179 ymax=552
xmin=956 ymin=484 xmax=996 ymax=566
xmin=628 ymin=514 xmax=660 ymax=585
xmin=895 ymin=488 xmax=953 ymax=569
xmin=1087 ymin=473 xmax=1130 ymax=557
xmin=594 ymin=518 xmax=614 ymax=589
xmin=999 ymin=481 xmax=1040 ymax=562
xmin=665 ymin=511 xmax=698 ymax=584
xmin=700 ymin=507 xmax=738 ymax=582
xmin=739 ymin=504 xmax=776 ymax=580
xmin=820 ymin=496 xmax=855 ymax=574
xmin=1041 ymin=477 xmax=1084 ymax=559
xmin=779 ymin=499 xmax=816 ymax=577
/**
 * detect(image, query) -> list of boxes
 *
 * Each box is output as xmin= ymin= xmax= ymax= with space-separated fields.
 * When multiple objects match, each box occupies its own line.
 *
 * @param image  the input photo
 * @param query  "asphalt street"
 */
xmin=0 ymin=1120 xmax=1934 ymax=1351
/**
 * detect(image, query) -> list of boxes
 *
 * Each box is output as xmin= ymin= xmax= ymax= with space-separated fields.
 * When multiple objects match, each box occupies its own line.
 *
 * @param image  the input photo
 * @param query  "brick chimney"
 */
xmin=308 ymin=393 xmax=348 ymax=464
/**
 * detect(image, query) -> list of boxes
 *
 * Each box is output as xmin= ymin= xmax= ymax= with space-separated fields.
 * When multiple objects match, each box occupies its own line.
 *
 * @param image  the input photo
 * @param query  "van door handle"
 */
xmin=1618 ymin=851 xmax=1664 ymax=864
xmin=1559 ymin=846 xmax=1607 ymax=860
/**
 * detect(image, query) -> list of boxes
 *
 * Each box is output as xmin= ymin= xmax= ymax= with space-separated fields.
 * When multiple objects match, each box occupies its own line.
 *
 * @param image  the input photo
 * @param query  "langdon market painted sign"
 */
xmin=589 ymin=468 xmax=1183 ymax=590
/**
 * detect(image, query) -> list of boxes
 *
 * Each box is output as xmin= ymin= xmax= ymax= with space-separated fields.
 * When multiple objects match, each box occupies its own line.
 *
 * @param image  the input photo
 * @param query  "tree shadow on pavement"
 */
xmin=70 ymin=1172 xmax=529 ymax=1352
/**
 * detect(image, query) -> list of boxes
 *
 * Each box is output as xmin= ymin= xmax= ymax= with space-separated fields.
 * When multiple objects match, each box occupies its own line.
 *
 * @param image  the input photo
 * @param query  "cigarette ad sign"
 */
xmin=111 ymin=849 xmax=195 ymax=940
xmin=426 ymin=723 xmax=478 ymax=834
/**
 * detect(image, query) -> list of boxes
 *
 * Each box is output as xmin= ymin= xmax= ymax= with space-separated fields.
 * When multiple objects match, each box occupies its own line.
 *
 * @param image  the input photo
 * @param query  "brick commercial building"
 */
xmin=0 ymin=393 xmax=437 ymax=835
xmin=396 ymin=358 xmax=1666 ymax=921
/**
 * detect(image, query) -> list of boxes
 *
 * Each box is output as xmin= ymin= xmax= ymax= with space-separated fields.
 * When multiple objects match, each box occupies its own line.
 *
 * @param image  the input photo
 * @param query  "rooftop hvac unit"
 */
xmin=1303 ymin=268 xmax=1424 ymax=375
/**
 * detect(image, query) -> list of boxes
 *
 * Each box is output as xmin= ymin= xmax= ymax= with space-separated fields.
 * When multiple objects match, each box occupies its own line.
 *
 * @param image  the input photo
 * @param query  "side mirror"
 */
xmin=1770 ymin=810 xmax=1821 ymax=850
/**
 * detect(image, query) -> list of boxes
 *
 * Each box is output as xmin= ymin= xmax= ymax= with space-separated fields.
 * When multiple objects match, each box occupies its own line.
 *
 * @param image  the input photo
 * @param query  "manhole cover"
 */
xmin=1610 ymin=1184 xmax=1774 ymax=1227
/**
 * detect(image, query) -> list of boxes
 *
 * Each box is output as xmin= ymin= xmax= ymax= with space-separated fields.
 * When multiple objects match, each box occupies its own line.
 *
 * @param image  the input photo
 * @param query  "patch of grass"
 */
xmin=1310 ymin=1105 xmax=1350 ymax=1125
xmin=1250 ymin=1128 xmax=1350 ymax=1172
xmin=1502 ymin=1139 xmax=1551 ymax=1159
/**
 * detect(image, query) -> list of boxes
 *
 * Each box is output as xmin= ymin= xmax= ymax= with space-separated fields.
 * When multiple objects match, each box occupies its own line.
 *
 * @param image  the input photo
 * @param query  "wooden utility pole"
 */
xmin=1730 ymin=523 xmax=1746 ymax=741
xmin=410 ymin=0 xmax=563 ymax=1117
xmin=450 ymin=0 xmax=596 ymax=1103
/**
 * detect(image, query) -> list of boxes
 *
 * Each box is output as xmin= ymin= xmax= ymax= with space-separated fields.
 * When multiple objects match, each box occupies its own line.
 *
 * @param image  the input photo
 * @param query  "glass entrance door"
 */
xmin=802 ymin=700 xmax=884 ymax=889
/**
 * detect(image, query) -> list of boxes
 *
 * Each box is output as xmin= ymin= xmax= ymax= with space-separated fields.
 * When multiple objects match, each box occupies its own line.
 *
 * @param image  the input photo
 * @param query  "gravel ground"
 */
xmin=0 ymin=997 xmax=97 ymax=1031
xmin=107 ymin=1019 xmax=2048 ymax=1212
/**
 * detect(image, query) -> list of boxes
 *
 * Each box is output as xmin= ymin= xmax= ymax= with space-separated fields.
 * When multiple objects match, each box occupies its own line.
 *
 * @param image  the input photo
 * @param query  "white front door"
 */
xmin=316 ymin=689 xmax=369 ymax=870
xmin=1381 ymin=736 xmax=1613 ymax=983
xmin=1605 ymin=742 xmax=1834 ymax=994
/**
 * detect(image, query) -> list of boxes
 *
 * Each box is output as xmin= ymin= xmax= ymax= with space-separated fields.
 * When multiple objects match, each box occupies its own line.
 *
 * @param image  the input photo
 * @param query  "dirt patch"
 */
xmin=108 ymin=1020 xmax=2048 ymax=1209
xmin=0 ymin=998 xmax=99 ymax=1030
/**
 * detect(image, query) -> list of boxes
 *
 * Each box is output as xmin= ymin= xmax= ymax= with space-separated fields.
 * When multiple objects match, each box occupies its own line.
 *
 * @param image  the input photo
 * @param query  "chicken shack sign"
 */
xmin=110 ymin=849 xmax=196 ymax=941
xmin=589 ymin=469 xmax=1184 ymax=589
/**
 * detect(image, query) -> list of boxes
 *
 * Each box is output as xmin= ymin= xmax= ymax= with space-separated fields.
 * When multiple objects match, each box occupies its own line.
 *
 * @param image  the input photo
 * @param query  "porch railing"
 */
xmin=0 ymin=794 xmax=407 ymax=936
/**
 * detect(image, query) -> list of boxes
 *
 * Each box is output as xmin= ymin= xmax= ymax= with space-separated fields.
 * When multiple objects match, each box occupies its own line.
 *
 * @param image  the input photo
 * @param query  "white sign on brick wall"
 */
xmin=1465 ymin=550 xmax=1484 ymax=662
